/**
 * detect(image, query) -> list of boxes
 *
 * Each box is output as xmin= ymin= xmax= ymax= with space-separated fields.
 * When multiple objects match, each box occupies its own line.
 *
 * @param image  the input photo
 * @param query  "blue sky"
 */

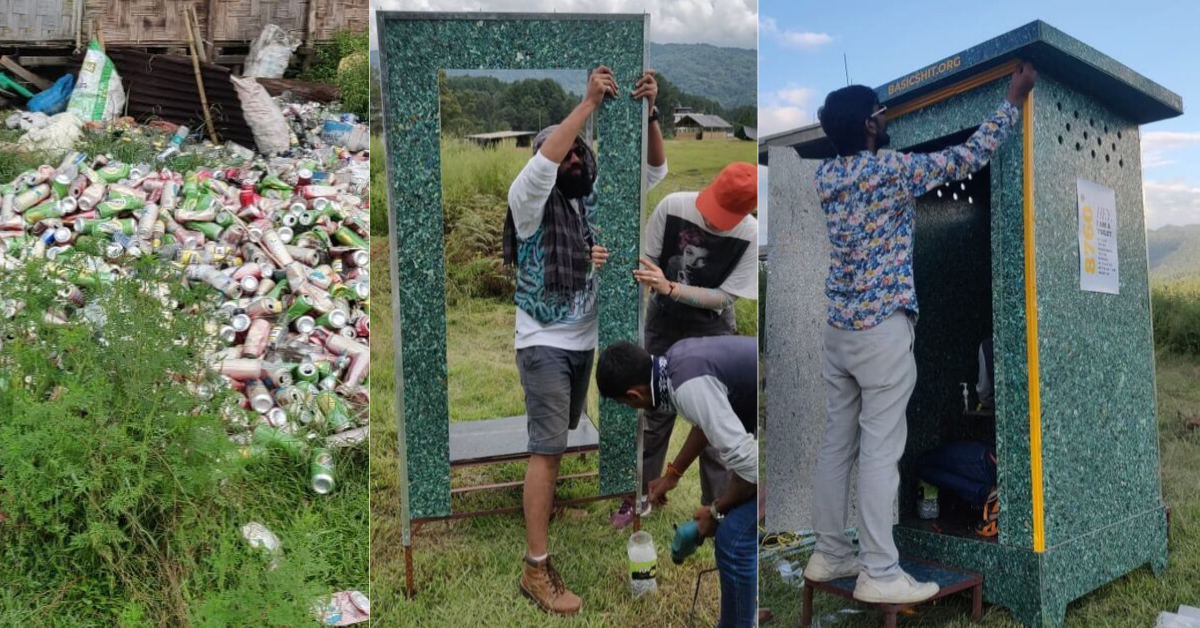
xmin=759 ymin=1 xmax=1200 ymax=237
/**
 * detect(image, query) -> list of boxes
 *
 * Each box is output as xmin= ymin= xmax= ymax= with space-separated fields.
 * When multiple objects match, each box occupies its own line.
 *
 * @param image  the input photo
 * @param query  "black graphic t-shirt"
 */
xmin=643 ymin=192 xmax=758 ymax=336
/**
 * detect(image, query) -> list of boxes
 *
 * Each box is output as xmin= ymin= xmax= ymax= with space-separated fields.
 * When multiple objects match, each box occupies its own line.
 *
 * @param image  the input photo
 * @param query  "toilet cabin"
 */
xmin=762 ymin=21 xmax=1181 ymax=627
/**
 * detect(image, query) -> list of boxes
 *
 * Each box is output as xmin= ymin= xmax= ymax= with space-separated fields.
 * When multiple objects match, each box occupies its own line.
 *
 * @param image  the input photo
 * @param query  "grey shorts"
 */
xmin=516 ymin=345 xmax=595 ymax=455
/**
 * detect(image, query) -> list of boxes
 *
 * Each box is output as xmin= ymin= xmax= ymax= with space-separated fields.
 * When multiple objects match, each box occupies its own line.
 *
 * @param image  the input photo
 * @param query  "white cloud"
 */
xmin=372 ymin=0 xmax=758 ymax=49
xmin=760 ymin=14 xmax=832 ymax=50
xmin=775 ymin=86 xmax=814 ymax=107
xmin=1141 ymin=131 xmax=1200 ymax=168
xmin=1144 ymin=179 xmax=1200 ymax=228
xmin=759 ymin=85 xmax=817 ymax=135
xmin=760 ymin=106 xmax=809 ymax=136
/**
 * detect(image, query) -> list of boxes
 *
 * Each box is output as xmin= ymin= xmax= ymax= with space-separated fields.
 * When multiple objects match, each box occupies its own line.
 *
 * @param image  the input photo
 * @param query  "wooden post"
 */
xmin=801 ymin=583 xmax=814 ymax=628
xmin=183 ymin=9 xmax=219 ymax=144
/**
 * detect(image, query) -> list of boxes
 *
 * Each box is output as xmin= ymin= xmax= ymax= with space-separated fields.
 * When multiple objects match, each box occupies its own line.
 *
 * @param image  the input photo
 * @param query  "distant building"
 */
xmin=465 ymin=131 xmax=536 ymax=149
xmin=673 ymin=112 xmax=733 ymax=141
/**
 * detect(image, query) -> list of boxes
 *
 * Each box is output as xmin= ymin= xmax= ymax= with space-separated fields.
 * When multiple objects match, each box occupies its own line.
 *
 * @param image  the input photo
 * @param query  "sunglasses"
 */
xmin=869 ymin=104 xmax=888 ymax=121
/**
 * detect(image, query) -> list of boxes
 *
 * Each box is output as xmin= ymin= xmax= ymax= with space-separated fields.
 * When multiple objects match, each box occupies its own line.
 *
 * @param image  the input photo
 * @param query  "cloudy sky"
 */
xmin=369 ymin=0 xmax=758 ymax=49
xmin=759 ymin=0 xmax=1200 ymax=232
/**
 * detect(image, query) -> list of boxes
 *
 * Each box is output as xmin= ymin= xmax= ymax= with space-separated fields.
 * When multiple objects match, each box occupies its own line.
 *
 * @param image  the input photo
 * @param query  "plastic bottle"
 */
xmin=156 ymin=126 xmax=189 ymax=162
xmin=627 ymin=530 xmax=658 ymax=597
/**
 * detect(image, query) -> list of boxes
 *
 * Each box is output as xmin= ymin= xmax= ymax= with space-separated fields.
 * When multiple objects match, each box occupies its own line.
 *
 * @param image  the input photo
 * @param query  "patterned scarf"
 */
xmin=503 ymin=128 xmax=597 ymax=300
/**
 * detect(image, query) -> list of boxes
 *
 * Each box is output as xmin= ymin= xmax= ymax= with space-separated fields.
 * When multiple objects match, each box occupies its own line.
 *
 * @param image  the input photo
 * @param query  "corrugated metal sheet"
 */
xmin=675 ymin=113 xmax=733 ymax=129
xmin=108 ymin=48 xmax=256 ymax=148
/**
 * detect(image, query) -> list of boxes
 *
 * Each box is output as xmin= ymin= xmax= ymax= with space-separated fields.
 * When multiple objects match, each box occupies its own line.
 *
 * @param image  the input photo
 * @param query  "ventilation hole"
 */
xmin=1075 ymin=141 xmax=1082 ymax=151
xmin=937 ymin=189 xmax=943 ymax=198
xmin=953 ymin=192 xmax=959 ymax=201
xmin=1058 ymin=135 xmax=1064 ymax=144
xmin=1074 ymin=110 xmax=1080 ymax=119
xmin=1111 ymin=143 xmax=1116 ymax=151
xmin=1084 ymin=131 xmax=1089 ymax=140
xmin=1104 ymin=124 xmax=1109 ymax=133
xmin=1089 ymin=118 xmax=1095 ymax=127
xmin=968 ymin=196 xmax=974 ymax=204
xmin=960 ymin=182 xmax=966 ymax=190
xmin=1066 ymin=122 xmax=1072 ymax=132
xmin=1105 ymin=154 xmax=1110 ymax=163
xmin=1056 ymin=101 xmax=1062 ymax=111
xmin=967 ymin=173 xmax=973 ymax=181
xmin=1118 ymin=131 xmax=1123 ymax=140
xmin=1119 ymin=158 xmax=1124 ymax=168
xmin=1091 ymin=149 xmax=1096 ymax=159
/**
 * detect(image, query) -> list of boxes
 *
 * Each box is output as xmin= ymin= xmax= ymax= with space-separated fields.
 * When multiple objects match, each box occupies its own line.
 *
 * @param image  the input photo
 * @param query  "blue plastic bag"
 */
xmin=28 ymin=74 xmax=75 ymax=115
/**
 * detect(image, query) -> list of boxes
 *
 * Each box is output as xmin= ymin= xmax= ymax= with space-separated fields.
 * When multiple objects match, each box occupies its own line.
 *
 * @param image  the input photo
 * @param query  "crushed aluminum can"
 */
xmin=313 ymin=590 xmax=370 ymax=626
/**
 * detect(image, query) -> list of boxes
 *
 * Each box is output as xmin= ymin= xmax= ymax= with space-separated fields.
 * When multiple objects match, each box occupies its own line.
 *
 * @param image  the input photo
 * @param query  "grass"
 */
xmin=758 ymin=351 xmax=1200 ymax=628
xmin=371 ymin=138 xmax=760 ymax=626
xmin=0 ymin=121 xmax=368 ymax=625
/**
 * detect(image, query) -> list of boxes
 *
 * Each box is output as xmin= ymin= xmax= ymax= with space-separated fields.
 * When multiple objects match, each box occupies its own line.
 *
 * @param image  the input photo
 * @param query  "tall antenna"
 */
xmin=844 ymin=53 xmax=850 ymax=85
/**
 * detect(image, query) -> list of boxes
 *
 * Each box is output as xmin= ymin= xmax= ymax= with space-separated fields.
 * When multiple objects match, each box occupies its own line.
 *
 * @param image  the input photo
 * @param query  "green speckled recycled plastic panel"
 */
xmin=883 ymin=45 xmax=1172 ymax=628
xmin=1030 ymin=75 xmax=1161 ymax=547
xmin=378 ymin=13 xmax=647 ymax=519
xmin=896 ymin=506 xmax=1166 ymax=627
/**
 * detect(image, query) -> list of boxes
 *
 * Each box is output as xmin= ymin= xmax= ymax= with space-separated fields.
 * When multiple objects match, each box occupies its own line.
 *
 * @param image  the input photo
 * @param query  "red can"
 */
xmin=239 ymin=182 xmax=256 ymax=209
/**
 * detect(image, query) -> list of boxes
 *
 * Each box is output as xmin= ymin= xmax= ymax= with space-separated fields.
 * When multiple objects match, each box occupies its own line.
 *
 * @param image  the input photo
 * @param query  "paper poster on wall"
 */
xmin=1077 ymin=178 xmax=1119 ymax=294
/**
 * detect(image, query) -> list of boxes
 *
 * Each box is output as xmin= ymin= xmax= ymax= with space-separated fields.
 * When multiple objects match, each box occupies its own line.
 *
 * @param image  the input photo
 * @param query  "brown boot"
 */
xmin=519 ymin=555 xmax=582 ymax=616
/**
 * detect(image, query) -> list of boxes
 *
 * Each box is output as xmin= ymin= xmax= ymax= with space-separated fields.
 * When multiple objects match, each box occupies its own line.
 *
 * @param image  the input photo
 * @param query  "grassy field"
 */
xmin=371 ymin=138 xmax=759 ymax=626
xmin=0 ymin=122 xmax=368 ymax=625
xmin=758 ymin=351 xmax=1200 ymax=627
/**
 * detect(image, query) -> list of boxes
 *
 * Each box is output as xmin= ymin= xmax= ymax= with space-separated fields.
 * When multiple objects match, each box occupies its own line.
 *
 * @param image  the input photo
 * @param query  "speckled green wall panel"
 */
xmin=378 ymin=13 xmax=647 ymax=519
xmin=897 ymin=507 xmax=1167 ymax=627
xmin=1030 ymin=74 xmax=1162 ymax=548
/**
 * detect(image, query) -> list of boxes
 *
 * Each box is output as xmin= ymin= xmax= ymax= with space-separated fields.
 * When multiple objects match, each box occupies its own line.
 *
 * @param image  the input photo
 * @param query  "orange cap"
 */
xmin=695 ymin=162 xmax=757 ymax=231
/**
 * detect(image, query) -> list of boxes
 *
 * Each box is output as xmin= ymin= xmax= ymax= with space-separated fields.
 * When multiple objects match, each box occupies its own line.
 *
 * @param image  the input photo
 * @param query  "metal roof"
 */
xmin=465 ymin=131 xmax=536 ymax=139
xmin=674 ymin=113 xmax=732 ymax=129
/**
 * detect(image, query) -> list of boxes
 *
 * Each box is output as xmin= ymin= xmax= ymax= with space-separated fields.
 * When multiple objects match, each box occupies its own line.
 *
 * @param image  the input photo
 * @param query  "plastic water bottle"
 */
xmin=918 ymin=481 xmax=940 ymax=520
xmin=627 ymin=530 xmax=658 ymax=597
xmin=156 ymin=126 xmax=189 ymax=162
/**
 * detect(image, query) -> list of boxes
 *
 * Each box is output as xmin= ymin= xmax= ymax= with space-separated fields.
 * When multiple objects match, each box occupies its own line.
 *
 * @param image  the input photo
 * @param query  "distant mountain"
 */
xmin=1148 ymin=224 xmax=1200 ymax=284
xmin=370 ymin=43 xmax=757 ymax=109
xmin=650 ymin=43 xmax=756 ymax=109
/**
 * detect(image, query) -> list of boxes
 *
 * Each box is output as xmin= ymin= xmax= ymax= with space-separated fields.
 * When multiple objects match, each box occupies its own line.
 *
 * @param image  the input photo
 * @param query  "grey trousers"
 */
xmin=813 ymin=313 xmax=916 ymax=580
xmin=641 ymin=306 xmax=736 ymax=506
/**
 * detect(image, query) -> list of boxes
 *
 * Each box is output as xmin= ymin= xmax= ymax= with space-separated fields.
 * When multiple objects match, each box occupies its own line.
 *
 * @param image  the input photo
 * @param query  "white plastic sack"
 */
xmin=17 ymin=112 xmax=84 ymax=157
xmin=5 ymin=111 xmax=50 ymax=131
xmin=243 ymin=25 xmax=301 ymax=79
xmin=67 ymin=39 xmax=126 ymax=122
xmin=230 ymin=76 xmax=290 ymax=155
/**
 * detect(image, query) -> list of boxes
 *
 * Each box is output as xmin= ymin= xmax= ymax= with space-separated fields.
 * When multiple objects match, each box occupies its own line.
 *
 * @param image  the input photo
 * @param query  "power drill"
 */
xmin=670 ymin=520 xmax=704 ymax=564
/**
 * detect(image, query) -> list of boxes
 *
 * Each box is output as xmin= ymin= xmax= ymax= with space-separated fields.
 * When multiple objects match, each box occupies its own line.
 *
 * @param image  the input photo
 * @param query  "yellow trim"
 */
xmin=886 ymin=60 xmax=1023 ymax=121
xmin=1022 ymin=91 xmax=1047 ymax=553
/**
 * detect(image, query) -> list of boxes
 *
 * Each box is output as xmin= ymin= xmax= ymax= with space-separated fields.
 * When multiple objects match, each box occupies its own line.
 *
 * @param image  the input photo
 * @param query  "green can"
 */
xmin=95 ymin=162 xmax=132 ymax=183
xmin=96 ymin=198 xmax=143 ymax=219
xmin=315 ymin=391 xmax=352 ymax=432
xmin=252 ymin=424 xmax=308 ymax=460
xmin=295 ymin=361 xmax=320 ymax=384
xmin=190 ymin=222 xmax=224 ymax=240
xmin=332 ymin=226 xmax=368 ymax=249
xmin=286 ymin=293 xmax=314 ymax=318
xmin=310 ymin=448 xmax=335 ymax=494
xmin=52 ymin=174 xmax=71 ymax=199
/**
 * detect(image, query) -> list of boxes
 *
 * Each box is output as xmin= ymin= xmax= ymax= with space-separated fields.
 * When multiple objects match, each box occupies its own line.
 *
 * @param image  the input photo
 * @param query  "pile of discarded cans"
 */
xmin=0 ymin=116 xmax=371 ymax=498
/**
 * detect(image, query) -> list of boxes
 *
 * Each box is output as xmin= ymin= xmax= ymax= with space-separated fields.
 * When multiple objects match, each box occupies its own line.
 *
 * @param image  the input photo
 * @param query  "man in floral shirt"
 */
xmin=803 ymin=63 xmax=1036 ymax=604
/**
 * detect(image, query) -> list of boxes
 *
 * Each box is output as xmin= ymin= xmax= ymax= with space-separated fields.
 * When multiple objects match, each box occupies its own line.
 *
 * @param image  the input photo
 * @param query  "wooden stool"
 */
xmin=801 ymin=558 xmax=983 ymax=628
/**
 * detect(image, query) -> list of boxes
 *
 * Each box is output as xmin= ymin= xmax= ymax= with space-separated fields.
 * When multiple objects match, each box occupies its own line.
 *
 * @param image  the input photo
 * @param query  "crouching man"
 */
xmin=597 ymin=335 xmax=758 ymax=628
